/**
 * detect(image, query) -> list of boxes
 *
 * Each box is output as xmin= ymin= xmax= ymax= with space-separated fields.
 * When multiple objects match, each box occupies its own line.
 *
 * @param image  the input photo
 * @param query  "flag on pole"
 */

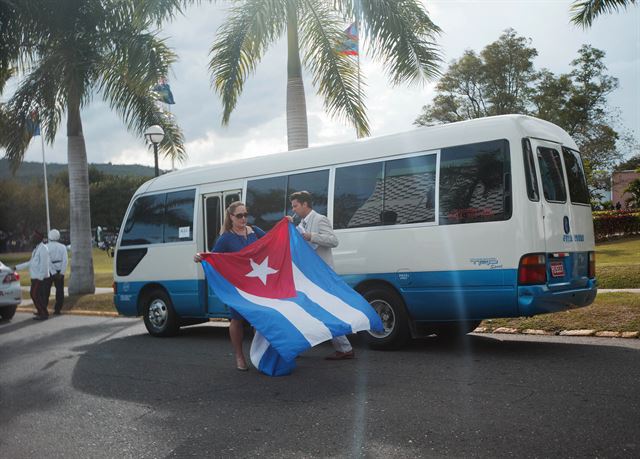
xmin=153 ymin=78 xmax=175 ymax=105
xmin=336 ymin=22 xmax=359 ymax=56
xmin=200 ymin=218 xmax=383 ymax=376
xmin=26 ymin=110 xmax=40 ymax=136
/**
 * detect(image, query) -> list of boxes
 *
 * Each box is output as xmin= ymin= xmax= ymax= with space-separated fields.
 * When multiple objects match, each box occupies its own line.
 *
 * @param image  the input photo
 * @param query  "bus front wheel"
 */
xmin=360 ymin=287 xmax=410 ymax=350
xmin=143 ymin=290 xmax=179 ymax=337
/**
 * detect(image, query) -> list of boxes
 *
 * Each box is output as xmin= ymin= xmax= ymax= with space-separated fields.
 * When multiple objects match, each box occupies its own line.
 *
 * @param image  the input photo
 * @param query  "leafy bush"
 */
xmin=592 ymin=210 xmax=640 ymax=240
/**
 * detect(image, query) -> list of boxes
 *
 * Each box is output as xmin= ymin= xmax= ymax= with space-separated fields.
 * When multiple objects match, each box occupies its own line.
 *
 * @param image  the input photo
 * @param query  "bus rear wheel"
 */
xmin=360 ymin=287 xmax=410 ymax=350
xmin=143 ymin=289 xmax=179 ymax=337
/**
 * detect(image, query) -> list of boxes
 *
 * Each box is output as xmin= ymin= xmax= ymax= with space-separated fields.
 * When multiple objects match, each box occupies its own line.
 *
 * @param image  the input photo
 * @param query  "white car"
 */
xmin=0 ymin=261 xmax=21 ymax=320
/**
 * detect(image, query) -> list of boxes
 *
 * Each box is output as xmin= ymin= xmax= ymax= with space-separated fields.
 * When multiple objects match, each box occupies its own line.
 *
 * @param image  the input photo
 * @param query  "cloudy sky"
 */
xmin=12 ymin=0 xmax=640 ymax=170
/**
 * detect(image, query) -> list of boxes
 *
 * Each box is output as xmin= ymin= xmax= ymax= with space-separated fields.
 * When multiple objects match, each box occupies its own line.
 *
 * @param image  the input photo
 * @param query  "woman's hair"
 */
xmin=221 ymin=201 xmax=246 ymax=234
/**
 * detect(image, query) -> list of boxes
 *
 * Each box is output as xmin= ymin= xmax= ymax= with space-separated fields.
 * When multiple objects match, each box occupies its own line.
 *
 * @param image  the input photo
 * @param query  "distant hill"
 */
xmin=0 ymin=159 xmax=158 ymax=183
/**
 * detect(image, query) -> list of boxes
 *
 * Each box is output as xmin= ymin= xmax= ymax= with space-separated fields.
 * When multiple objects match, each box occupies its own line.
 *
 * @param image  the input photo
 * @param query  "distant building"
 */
xmin=611 ymin=170 xmax=640 ymax=208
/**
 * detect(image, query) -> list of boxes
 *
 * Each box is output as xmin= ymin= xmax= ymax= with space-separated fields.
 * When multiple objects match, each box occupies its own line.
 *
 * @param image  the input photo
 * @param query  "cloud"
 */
xmin=5 ymin=0 xmax=638 ymax=169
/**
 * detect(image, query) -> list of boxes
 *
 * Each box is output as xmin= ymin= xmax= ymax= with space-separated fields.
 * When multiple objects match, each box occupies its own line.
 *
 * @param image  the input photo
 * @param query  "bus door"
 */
xmin=531 ymin=139 xmax=580 ymax=286
xmin=202 ymin=190 xmax=242 ymax=316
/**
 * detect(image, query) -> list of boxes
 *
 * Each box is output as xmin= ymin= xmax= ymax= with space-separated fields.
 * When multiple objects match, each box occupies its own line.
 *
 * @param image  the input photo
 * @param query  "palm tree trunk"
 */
xmin=286 ymin=2 xmax=308 ymax=151
xmin=66 ymin=95 xmax=95 ymax=294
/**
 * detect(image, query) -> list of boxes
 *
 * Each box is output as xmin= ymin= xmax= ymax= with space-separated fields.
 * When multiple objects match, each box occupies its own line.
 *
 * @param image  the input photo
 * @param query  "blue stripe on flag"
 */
xmin=201 ymin=262 xmax=310 ymax=362
xmin=287 ymin=291 xmax=354 ymax=338
xmin=251 ymin=331 xmax=297 ymax=376
xmin=288 ymin=225 xmax=384 ymax=333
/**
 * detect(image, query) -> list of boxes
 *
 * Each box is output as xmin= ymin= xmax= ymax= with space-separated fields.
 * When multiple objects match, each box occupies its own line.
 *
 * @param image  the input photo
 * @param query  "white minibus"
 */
xmin=113 ymin=115 xmax=597 ymax=349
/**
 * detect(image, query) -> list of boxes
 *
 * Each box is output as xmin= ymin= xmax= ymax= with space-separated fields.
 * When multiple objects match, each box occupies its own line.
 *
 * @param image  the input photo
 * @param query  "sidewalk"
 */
xmin=19 ymin=286 xmax=112 ymax=306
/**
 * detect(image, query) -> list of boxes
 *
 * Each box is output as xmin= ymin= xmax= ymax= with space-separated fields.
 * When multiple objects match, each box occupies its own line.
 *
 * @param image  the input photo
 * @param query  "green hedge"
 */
xmin=592 ymin=210 xmax=640 ymax=241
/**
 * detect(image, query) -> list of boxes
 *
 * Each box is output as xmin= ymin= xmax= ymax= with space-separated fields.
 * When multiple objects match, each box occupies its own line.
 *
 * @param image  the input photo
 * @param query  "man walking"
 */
xmin=288 ymin=190 xmax=355 ymax=360
xmin=45 ymin=229 xmax=68 ymax=315
xmin=15 ymin=230 xmax=50 ymax=320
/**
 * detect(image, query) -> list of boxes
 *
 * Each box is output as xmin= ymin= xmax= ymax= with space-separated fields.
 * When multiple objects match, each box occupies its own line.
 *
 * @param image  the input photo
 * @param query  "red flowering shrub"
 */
xmin=592 ymin=210 xmax=640 ymax=240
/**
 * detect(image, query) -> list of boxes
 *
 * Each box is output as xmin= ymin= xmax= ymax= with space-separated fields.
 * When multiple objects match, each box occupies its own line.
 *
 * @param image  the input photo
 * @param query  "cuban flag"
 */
xmin=200 ymin=218 xmax=383 ymax=376
xmin=336 ymin=22 xmax=358 ymax=56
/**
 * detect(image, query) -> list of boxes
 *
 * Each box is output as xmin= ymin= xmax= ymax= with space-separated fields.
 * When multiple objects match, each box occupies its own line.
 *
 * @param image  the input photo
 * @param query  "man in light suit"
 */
xmin=288 ymin=191 xmax=355 ymax=360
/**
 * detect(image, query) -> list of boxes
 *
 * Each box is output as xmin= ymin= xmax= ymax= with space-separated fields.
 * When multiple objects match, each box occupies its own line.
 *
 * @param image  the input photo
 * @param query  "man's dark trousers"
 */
xmin=44 ymin=273 xmax=65 ymax=313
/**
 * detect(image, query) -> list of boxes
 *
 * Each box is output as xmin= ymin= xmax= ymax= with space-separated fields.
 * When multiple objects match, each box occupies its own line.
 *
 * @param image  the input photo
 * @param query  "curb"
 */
xmin=474 ymin=327 xmax=639 ymax=339
xmin=14 ymin=307 xmax=640 ymax=339
xmin=16 ymin=307 xmax=119 ymax=318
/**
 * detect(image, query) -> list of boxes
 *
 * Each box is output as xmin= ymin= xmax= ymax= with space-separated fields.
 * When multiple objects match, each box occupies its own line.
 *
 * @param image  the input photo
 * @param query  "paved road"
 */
xmin=1 ymin=313 xmax=639 ymax=458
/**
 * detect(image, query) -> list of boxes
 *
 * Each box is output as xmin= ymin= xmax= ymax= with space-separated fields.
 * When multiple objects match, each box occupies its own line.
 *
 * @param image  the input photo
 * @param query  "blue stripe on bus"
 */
xmin=114 ymin=269 xmax=597 ymax=321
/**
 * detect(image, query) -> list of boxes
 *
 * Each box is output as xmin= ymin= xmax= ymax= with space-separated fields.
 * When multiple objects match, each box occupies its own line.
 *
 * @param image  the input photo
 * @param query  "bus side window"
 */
xmin=247 ymin=176 xmax=287 ymax=231
xmin=522 ymin=138 xmax=539 ymax=201
xmin=205 ymin=196 xmax=222 ymax=251
xmin=334 ymin=162 xmax=384 ymax=229
xmin=287 ymin=170 xmax=329 ymax=217
xmin=383 ymin=154 xmax=437 ymax=225
xmin=562 ymin=147 xmax=590 ymax=205
xmin=164 ymin=190 xmax=195 ymax=243
xmin=439 ymin=139 xmax=511 ymax=225
xmin=121 ymin=194 xmax=165 ymax=246
xmin=537 ymin=147 xmax=567 ymax=203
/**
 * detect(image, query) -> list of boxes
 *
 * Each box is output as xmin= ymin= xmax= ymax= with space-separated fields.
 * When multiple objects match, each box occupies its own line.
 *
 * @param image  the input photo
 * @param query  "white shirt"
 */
xmin=47 ymin=240 xmax=68 ymax=275
xmin=16 ymin=242 xmax=50 ymax=280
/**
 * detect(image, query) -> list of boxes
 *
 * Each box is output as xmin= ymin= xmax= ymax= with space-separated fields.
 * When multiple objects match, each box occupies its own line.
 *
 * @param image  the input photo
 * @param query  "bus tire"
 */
xmin=143 ymin=290 xmax=179 ymax=337
xmin=360 ymin=287 xmax=410 ymax=350
xmin=434 ymin=320 xmax=482 ymax=340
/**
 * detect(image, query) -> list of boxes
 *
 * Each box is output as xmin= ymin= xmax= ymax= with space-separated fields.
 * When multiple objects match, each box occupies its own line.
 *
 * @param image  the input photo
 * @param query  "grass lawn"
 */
xmin=595 ymin=236 xmax=640 ymax=289
xmin=4 ymin=248 xmax=114 ymax=288
xmin=481 ymin=292 xmax=640 ymax=333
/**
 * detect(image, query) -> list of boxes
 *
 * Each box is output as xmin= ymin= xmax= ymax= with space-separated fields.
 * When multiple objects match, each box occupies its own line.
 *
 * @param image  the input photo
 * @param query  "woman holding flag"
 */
xmin=194 ymin=202 xmax=265 ymax=371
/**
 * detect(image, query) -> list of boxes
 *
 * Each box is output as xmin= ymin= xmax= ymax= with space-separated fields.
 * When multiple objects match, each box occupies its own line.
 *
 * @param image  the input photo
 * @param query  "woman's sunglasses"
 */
xmin=233 ymin=212 xmax=249 ymax=219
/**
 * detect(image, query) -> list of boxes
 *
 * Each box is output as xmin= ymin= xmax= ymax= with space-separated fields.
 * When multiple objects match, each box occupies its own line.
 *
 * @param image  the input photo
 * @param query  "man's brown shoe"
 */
xmin=325 ymin=350 xmax=355 ymax=360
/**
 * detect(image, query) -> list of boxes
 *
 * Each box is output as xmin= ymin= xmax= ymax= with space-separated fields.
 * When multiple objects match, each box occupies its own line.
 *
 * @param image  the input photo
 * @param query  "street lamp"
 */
xmin=144 ymin=125 xmax=165 ymax=177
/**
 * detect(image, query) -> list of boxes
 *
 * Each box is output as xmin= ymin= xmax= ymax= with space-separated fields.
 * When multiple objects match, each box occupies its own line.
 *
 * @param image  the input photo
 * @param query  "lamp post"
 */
xmin=144 ymin=125 xmax=165 ymax=177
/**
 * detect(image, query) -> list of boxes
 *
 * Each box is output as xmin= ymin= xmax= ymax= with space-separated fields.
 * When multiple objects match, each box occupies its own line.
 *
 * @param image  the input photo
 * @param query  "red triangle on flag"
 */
xmin=203 ymin=219 xmax=296 ymax=299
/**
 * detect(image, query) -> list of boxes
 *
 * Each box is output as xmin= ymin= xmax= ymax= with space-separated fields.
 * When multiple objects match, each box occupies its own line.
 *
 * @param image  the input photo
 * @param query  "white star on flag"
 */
xmin=246 ymin=257 xmax=278 ymax=285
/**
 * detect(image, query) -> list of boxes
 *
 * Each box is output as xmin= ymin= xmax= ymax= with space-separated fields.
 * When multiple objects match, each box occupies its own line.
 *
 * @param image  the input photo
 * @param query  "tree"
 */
xmin=0 ymin=0 xmax=186 ymax=293
xmin=416 ymin=32 xmax=633 ymax=193
xmin=209 ymin=0 xmax=442 ymax=151
xmin=571 ymin=0 xmax=637 ymax=27
xmin=415 ymin=29 xmax=537 ymax=126
xmin=615 ymin=154 xmax=640 ymax=171
xmin=623 ymin=178 xmax=640 ymax=208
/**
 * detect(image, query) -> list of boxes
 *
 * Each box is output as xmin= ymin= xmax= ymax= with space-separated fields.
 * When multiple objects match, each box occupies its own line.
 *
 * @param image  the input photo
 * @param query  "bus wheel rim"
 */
xmin=369 ymin=299 xmax=395 ymax=339
xmin=149 ymin=299 xmax=167 ymax=329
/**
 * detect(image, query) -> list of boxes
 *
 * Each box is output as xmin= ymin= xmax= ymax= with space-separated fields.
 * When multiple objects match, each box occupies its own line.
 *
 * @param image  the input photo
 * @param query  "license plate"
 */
xmin=550 ymin=261 xmax=565 ymax=278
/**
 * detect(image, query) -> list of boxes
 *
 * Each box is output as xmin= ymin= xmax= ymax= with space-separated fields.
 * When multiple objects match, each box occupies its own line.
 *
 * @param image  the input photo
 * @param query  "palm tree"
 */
xmin=209 ymin=0 xmax=441 ymax=151
xmin=0 ymin=0 xmax=186 ymax=293
xmin=571 ymin=0 xmax=637 ymax=27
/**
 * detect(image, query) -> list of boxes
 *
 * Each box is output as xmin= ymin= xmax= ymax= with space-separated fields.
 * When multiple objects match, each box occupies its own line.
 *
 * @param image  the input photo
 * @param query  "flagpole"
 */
xmin=355 ymin=5 xmax=362 ymax=140
xmin=40 ymin=131 xmax=51 ymax=235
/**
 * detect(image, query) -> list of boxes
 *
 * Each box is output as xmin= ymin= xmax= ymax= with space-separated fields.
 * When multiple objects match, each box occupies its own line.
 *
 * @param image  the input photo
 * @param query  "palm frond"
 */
xmin=208 ymin=0 xmax=287 ymax=125
xmin=350 ymin=0 xmax=442 ymax=85
xmin=570 ymin=0 xmax=636 ymax=27
xmin=98 ymin=33 xmax=185 ymax=162
xmin=299 ymin=0 xmax=369 ymax=136
xmin=1 ymin=54 xmax=65 ymax=167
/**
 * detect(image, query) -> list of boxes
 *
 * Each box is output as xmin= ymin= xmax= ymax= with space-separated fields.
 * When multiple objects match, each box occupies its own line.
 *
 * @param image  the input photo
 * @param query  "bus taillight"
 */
xmin=518 ymin=253 xmax=547 ymax=285
xmin=588 ymin=251 xmax=596 ymax=278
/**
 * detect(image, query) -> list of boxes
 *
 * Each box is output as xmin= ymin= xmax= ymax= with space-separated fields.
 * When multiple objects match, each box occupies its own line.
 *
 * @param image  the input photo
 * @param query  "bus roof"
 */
xmin=140 ymin=115 xmax=577 ymax=194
